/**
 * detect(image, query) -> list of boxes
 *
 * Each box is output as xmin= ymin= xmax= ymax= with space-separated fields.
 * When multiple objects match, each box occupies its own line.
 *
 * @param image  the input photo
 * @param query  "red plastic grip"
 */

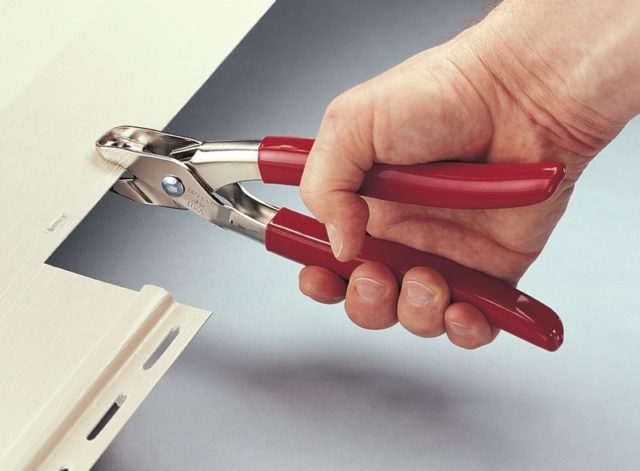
xmin=258 ymin=136 xmax=565 ymax=209
xmin=259 ymin=136 xmax=314 ymax=186
xmin=266 ymin=208 xmax=563 ymax=351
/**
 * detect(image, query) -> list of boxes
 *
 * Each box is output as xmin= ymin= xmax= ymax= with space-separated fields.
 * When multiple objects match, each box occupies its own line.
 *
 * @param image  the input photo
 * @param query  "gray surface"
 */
xmin=49 ymin=1 xmax=640 ymax=469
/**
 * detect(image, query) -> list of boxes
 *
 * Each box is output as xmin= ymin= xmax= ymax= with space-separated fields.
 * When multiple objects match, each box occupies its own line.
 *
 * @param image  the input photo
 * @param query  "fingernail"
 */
xmin=326 ymin=224 xmax=343 ymax=259
xmin=354 ymin=277 xmax=386 ymax=302
xmin=405 ymin=281 xmax=435 ymax=306
xmin=448 ymin=322 xmax=470 ymax=336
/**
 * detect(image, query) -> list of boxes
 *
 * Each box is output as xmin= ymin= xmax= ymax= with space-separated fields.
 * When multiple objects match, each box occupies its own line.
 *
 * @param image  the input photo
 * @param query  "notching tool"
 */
xmin=96 ymin=126 xmax=565 ymax=351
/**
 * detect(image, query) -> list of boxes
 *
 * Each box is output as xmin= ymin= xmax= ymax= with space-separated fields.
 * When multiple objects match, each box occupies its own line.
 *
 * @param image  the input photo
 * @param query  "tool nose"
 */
xmin=96 ymin=127 xmax=199 ymax=209
xmin=96 ymin=126 xmax=202 ymax=164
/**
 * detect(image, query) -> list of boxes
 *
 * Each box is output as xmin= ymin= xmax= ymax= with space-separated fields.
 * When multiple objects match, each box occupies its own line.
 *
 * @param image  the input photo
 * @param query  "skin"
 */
xmin=298 ymin=0 xmax=640 ymax=348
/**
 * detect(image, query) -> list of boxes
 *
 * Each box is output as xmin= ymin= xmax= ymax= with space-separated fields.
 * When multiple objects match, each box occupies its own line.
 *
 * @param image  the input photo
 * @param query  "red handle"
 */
xmin=258 ymin=136 xmax=565 ymax=209
xmin=266 ymin=208 xmax=563 ymax=351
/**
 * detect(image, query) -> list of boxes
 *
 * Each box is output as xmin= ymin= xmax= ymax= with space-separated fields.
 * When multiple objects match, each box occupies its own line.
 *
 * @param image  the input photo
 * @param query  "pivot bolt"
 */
xmin=161 ymin=175 xmax=185 ymax=197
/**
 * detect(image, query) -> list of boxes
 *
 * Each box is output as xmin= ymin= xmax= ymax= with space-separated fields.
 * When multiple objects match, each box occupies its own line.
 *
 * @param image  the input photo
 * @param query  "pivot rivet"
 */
xmin=161 ymin=175 xmax=185 ymax=197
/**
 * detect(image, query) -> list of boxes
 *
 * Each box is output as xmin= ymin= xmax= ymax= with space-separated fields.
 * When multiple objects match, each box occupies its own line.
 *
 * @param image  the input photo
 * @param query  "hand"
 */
xmin=299 ymin=0 xmax=640 ymax=348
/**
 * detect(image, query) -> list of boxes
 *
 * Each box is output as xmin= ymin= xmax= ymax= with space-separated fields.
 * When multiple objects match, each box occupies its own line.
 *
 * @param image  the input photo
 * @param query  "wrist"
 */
xmin=466 ymin=0 xmax=640 ymax=154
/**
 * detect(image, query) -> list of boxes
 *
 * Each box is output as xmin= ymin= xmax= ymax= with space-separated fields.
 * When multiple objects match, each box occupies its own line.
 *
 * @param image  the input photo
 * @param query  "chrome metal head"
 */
xmin=96 ymin=126 xmax=202 ymax=164
xmin=96 ymin=126 xmax=216 ymax=213
xmin=96 ymin=126 xmax=277 ymax=242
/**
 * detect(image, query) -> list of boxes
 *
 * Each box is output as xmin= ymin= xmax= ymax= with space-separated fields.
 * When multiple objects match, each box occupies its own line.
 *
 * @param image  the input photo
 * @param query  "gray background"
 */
xmin=49 ymin=1 xmax=640 ymax=469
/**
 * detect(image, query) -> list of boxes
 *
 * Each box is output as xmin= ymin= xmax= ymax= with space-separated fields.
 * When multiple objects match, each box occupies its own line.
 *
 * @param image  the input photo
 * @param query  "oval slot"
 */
xmin=143 ymin=327 xmax=180 ymax=370
xmin=87 ymin=394 xmax=127 ymax=441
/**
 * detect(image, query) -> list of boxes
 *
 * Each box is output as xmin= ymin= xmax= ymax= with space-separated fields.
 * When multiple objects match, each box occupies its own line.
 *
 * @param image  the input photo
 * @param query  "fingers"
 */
xmin=444 ymin=302 xmax=500 ymax=349
xmin=397 ymin=267 xmax=450 ymax=337
xmin=345 ymin=263 xmax=398 ymax=330
xmin=299 ymin=266 xmax=346 ymax=304
xmin=300 ymin=263 xmax=500 ymax=349
xmin=300 ymin=93 xmax=374 ymax=261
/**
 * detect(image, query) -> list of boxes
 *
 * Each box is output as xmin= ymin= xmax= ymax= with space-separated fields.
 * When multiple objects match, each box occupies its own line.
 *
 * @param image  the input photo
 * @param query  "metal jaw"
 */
xmin=96 ymin=126 xmax=278 ymax=242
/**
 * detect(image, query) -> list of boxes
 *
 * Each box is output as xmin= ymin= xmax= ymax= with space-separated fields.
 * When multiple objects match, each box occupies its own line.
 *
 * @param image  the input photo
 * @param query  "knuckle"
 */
xmin=325 ymin=94 xmax=349 ymax=120
xmin=322 ymin=94 xmax=365 ymax=148
xmin=299 ymin=185 xmax=320 ymax=210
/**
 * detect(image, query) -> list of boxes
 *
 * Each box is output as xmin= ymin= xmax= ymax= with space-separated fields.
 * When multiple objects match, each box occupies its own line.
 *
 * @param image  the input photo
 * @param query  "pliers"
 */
xmin=96 ymin=126 xmax=565 ymax=351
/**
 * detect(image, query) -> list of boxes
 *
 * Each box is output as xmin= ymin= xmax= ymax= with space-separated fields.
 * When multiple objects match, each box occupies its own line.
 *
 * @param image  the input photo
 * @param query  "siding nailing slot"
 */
xmin=87 ymin=394 xmax=127 ymax=441
xmin=143 ymin=327 xmax=180 ymax=370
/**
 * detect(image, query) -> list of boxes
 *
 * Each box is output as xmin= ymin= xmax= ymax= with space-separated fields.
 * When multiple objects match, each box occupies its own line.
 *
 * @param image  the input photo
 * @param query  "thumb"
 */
xmin=300 ymin=55 xmax=492 ymax=262
xmin=300 ymin=91 xmax=374 ymax=261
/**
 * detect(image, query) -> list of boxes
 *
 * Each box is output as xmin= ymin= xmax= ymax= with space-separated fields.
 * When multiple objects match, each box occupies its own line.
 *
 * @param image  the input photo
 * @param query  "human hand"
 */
xmin=299 ymin=0 xmax=640 ymax=348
